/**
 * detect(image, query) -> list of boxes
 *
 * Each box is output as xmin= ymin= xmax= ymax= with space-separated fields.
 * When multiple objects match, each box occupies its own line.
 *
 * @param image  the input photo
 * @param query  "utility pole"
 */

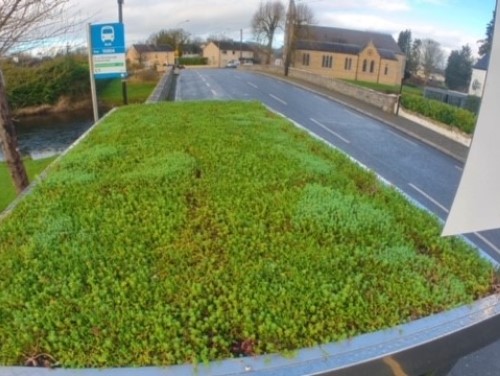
xmin=284 ymin=0 xmax=296 ymax=76
xmin=118 ymin=0 xmax=128 ymax=105
xmin=0 ymin=71 xmax=29 ymax=193
xmin=240 ymin=29 xmax=243 ymax=63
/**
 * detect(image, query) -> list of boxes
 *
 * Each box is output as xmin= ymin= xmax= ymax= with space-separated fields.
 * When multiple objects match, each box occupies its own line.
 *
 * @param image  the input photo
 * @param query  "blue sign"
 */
xmin=90 ymin=23 xmax=127 ymax=79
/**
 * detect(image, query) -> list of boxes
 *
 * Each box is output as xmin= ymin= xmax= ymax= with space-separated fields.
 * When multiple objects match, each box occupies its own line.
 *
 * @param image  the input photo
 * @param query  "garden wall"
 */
xmin=245 ymin=65 xmax=399 ymax=114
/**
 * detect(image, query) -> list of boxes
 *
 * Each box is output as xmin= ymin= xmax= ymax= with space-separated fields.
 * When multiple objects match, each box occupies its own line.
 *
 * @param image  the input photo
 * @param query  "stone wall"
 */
xmin=146 ymin=68 xmax=175 ymax=103
xmin=246 ymin=65 xmax=399 ymax=114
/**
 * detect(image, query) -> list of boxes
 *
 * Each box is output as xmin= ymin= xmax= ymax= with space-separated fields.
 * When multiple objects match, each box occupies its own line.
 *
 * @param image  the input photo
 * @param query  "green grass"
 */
xmin=0 ymin=157 xmax=56 ymax=212
xmin=0 ymin=102 xmax=494 ymax=367
xmin=344 ymin=80 xmax=400 ymax=94
xmin=98 ymin=78 xmax=158 ymax=106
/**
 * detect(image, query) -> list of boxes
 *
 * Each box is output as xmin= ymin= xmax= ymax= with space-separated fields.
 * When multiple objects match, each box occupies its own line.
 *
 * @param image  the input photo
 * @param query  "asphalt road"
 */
xmin=176 ymin=68 xmax=500 ymax=375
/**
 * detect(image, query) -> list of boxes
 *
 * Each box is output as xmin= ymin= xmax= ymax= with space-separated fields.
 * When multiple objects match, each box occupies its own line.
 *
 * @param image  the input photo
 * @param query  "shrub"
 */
xmin=1 ymin=56 xmax=90 ymax=109
xmin=401 ymin=94 xmax=477 ymax=134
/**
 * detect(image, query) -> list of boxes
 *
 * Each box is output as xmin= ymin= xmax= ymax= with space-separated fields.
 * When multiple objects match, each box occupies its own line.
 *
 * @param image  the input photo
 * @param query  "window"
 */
xmin=384 ymin=65 xmax=389 ymax=75
xmin=222 ymin=50 xmax=227 ymax=55
xmin=322 ymin=55 xmax=333 ymax=68
xmin=344 ymin=57 xmax=352 ymax=70
xmin=362 ymin=59 xmax=367 ymax=72
xmin=302 ymin=53 xmax=310 ymax=66
xmin=370 ymin=60 xmax=375 ymax=73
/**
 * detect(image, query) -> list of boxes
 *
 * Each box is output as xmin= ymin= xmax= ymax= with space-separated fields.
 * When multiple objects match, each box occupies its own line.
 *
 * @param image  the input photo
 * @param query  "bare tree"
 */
xmin=0 ymin=0 xmax=74 ymax=194
xmin=251 ymin=1 xmax=286 ymax=64
xmin=284 ymin=0 xmax=315 ymax=76
xmin=0 ymin=0 xmax=73 ymax=55
xmin=148 ymin=28 xmax=191 ymax=55
xmin=420 ymin=38 xmax=444 ymax=83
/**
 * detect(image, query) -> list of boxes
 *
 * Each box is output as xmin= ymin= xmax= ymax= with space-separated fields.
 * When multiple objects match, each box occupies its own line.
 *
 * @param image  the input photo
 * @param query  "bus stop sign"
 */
xmin=90 ymin=23 xmax=127 ymax=79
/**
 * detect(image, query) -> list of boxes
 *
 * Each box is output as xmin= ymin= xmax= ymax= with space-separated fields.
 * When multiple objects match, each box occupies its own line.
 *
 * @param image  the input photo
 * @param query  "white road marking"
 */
xmin=247 ymin=82 xmax=258 ymax=89
xmin=205 ymin=82 xmax=211 ymax=88
xmin=269 ymin=94 xmax=287 ymax=105
xmin=387 ymin=129 xmax=417 ymax=146
xmin=345 ymin=109 xmax=364 ymax=120
xmin=310 ymin=118 xmax=351 ymax=144
xmin=211 ymin=89 xmax=217 ymax=96
xmin=455 ymin=165 xmax=463 ymax=171
xmin=474 ymin=233 xmax=500 ymax=255
xmin=408 ymin=183 xmax=449 ymax=213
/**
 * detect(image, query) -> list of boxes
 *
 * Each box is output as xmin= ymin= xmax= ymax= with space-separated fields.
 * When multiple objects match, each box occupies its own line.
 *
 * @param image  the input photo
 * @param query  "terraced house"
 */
xmin=127 ymin=44 xmax=175 ymax=72
xmin=293 ymin=26 xmax=406 ymax=86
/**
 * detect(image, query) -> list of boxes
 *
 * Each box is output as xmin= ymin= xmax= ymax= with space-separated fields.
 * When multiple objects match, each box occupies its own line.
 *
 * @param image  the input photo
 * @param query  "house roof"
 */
xmin=297 ymin=25 xmax=403 ymax=59
xmin=213 ymin=41 xmax=253 ymax=52
xmin=132 ymin=44 xmax=174 ymax=53
xmin=474 ymin=53 xmax=489 ymax=71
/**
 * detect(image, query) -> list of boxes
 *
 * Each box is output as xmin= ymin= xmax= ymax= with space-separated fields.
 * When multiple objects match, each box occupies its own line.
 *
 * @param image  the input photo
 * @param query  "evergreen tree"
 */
xmin=445 ymin=45 xmax=473 ymax=91
xmin=407 ymin=38 xmax=422 ymax=75
xmin=479 ymin=11 xmax=495 ymax=57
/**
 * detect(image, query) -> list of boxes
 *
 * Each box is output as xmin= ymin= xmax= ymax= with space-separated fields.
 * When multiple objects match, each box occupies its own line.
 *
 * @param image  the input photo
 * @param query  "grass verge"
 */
xmin=0 ymin=102 xmax=494 ymax=367
xmin=0 ymin=157 xmax=56 ymax=212
xmin=98 ymin=78 xmax=158 ymax=107
xmin=343 ymin=80 xmax=400 ymax=94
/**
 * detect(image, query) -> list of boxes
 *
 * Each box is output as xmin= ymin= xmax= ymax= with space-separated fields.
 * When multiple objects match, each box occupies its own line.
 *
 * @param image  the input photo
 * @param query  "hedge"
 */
xmin=1 ymin=56 xmax=90 ymax=110
xmin=178 ymin=57 xmax=208 ymax=66
xmin=401 ymin=94 xmax=477 ymax=134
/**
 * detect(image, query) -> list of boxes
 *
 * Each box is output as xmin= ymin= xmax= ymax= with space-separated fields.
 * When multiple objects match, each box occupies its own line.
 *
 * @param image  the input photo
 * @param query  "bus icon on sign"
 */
xmin=101 ymin=26 xmax=115 ymax=43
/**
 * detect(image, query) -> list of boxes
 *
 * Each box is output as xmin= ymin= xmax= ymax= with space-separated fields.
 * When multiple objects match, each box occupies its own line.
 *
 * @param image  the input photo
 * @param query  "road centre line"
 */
xmin=269 ymin=94 xmax=287 ymax=105
xmin=211 ymin=89 xmax=217 ymax=96
xmin=408 ymin=183 xmax=449 ymax=213
xmin=310 ymin=118 xmax=350 ymax=144
xmin=205 ymin=82 xmax=211 ymax=88
xmin=474 ymin=233 xmax=500 ymax=255
xmin=247 ymin=82 xmax=258 ymax=89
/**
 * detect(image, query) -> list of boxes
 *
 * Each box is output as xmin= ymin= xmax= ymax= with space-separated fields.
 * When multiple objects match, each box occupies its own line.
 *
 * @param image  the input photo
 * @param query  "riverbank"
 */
xmin=12 ymin=78 xmax=159 ymax=117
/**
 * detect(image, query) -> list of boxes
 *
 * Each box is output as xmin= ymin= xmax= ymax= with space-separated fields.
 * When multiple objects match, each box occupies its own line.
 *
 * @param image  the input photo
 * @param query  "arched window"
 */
xmin=362 ymin=59 xmax=367 ymax=72
xmin=370 ymin=60 xmax=375 ymax=73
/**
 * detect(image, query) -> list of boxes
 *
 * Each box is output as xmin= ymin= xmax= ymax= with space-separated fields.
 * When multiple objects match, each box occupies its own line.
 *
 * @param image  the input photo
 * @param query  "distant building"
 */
xmin=290 ymin=25 xmax=406 ymax=86
xmin=203 ymin=41 xmax=254 ymax=67
xmin=469 ymin=53 xmax=489 ymax=97
xmin=127 ymin=44 xmax=175 ymax=71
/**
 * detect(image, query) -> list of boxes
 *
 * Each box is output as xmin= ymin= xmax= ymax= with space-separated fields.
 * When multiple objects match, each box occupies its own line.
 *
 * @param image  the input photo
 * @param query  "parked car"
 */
xmin=225 ymin=60 xmax=239 ymax=68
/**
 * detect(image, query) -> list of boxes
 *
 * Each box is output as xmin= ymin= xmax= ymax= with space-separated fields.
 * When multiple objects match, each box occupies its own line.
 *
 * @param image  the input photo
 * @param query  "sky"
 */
xmin=65 ymin=0 xmax=496 ymax=58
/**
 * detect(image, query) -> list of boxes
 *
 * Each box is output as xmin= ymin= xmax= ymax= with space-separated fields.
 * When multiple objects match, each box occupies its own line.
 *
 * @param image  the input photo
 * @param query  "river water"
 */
xmin=0 ymin=111 xmax=94 ymax=162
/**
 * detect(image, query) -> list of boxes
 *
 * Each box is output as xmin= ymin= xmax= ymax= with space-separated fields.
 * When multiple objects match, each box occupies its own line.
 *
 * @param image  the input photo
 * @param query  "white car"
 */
xmin=225 ymin=60 xmax=239 ymax=68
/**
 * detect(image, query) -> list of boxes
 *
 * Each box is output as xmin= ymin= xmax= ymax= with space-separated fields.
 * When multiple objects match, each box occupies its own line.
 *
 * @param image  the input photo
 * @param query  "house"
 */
xmin=127 ymin=44 xmax=175 ymax=71
xmin=203 ymin=41 xmax=254 ymax=67
xmin=291 ymin=26 xmax=406 ymax=86
xmin=469 ymin=53 xmax=489 ymax=97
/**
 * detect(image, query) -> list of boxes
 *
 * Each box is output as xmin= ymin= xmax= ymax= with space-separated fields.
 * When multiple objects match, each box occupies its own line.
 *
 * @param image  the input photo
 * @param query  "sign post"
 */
xmin=87 ymin=22 xmax=128 ymax=122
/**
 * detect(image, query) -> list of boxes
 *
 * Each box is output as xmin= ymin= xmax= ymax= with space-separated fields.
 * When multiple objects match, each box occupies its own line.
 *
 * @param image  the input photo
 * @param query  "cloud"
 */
xmin=62 ymin=0 xmax=488 ymax=58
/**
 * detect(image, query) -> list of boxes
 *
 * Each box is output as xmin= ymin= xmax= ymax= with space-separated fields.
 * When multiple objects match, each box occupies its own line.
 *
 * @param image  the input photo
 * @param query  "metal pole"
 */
xmin=87 ymin=23 xmax=99 ymax=123
xmin=118 ymin=0 xmax=128 ymax=105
